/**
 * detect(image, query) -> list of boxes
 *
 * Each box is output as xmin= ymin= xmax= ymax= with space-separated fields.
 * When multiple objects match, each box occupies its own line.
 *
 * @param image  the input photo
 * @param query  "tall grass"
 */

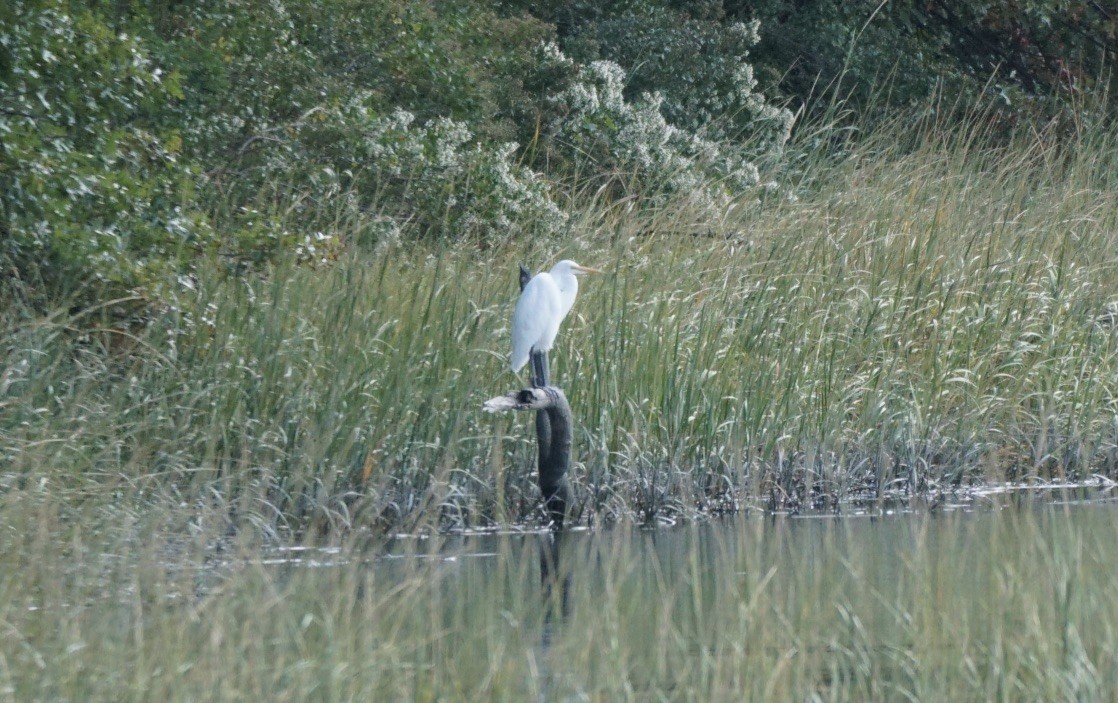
xmin=3 ymin=114 xmax=1118 ymax=531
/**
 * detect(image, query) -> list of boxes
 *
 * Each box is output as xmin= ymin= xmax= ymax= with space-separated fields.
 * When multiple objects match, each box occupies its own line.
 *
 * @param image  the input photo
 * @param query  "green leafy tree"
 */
xmin=1 ymin=0 xmax=207 ymax=303
xmin=731 ymin=0 xmax=1117 ymax=120
xmin=132 ymin=0 xmax=557 ymax=245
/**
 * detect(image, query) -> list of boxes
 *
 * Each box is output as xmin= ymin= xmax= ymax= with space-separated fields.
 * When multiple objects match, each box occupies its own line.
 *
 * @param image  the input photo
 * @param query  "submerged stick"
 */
xmin=483 ymin=387 xmax=572 ymax=528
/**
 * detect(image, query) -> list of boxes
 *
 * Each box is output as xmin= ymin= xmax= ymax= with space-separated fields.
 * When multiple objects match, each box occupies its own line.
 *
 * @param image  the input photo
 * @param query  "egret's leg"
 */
xmin=530 ymin=350 xmax=550 ymax=388
xmin=528 ymin=351 xmax=540 ymax=388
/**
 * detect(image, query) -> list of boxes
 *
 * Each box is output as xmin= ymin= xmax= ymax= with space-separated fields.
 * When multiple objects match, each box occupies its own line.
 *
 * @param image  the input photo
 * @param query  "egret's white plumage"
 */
xmin=510 ymin=260 xmax=599 ymax=374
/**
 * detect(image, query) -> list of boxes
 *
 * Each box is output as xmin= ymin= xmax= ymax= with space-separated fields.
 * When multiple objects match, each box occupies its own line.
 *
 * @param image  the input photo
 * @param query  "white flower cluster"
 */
xmin=541 ymin=43 xmax=768 ymax=215
xmin=359 ymin=108 xmax=473 ymax=177
xmin=352 ymin=103 xmax=566 ymax=240
xmin=583 ymin=14 xmax=795 ymax=145
xmin=293 ymin=230 xmax=339 ymax=266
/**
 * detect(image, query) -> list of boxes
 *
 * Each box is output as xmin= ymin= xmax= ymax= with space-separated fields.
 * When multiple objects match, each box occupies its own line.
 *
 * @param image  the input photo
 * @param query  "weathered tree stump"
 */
xmin=483 ymin=386 xmax=572 ymax=528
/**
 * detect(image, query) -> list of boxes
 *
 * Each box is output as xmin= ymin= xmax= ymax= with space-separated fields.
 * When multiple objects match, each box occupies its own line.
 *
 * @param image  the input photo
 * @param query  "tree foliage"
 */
xmin=1 ymin=0 xmax=206 ymax=301
xmin=2 ymin=0 xmax=1114 ymax=314
xmin=733 ymin=0 xmax=1117 ymax=118
xmin=532 ymin=43 xmax=787 ymax=211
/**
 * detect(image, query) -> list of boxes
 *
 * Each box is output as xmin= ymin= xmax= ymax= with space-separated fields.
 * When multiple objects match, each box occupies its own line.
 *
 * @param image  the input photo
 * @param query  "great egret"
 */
xmin=510 ymin=260 xmax=601 ymax=386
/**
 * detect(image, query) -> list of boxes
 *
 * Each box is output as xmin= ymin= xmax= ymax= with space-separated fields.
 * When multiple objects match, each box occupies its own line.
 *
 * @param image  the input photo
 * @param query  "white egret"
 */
xmin=510 ymin=260 xmax=601 ymax=386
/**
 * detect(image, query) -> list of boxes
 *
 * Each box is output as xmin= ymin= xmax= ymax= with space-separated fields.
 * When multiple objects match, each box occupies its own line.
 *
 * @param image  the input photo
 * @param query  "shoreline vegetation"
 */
xmin=2 ymin=1 xmax=1117 ymax=538
xmin=5 ymin=110 xmax=1118 ymax=537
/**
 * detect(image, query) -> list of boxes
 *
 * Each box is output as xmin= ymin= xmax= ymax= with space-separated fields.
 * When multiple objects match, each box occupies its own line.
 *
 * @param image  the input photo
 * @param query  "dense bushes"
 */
xmin=736 ymin=0 xmax=1118 ymax=120
xmin=535 ymin=1 xmax=1116 ymax=124
xmin=539 ymin=3 xmax=793 ymax=141
xmin=2 ymin=0 xmax=1113 ymax=312
xmin=1 ymin=1 xmax=208 ymax=301
xmin=533 ymin=43 xmax=789 ymax=211
xmin=1 ymin=0 xmax=561 ymax=303
xmin=1 ymin=0 xmax=789 ymax=308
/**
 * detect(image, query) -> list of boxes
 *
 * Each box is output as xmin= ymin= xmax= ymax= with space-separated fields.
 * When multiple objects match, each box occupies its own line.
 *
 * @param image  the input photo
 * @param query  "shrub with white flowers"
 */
xmin=577 ymin=10 xmax=795 ymax=144
xmin=198 ymin=96 xmax=567 ymax=260
xmin=537 ymin=43 xmax=787 ymax=215
xmin=293 ymin=101 xmax=567 ymax=243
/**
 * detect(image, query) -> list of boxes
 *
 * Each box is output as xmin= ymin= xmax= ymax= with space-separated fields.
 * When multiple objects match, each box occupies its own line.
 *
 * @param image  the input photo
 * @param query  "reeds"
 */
xmin=3 ymin=112 xmax=1118 ymax=532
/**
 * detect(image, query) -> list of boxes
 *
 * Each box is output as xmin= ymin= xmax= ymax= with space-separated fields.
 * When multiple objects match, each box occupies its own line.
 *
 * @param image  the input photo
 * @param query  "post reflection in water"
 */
xmin=535 ymin=531 xmax=574 ymax=701
xmin=538 ymin=532 xmax=571 ymax=651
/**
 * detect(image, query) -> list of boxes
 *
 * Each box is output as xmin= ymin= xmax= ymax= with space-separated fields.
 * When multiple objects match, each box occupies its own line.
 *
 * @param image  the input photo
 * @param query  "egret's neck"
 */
xmin=556 ymin=273 xmax=579 ymax=316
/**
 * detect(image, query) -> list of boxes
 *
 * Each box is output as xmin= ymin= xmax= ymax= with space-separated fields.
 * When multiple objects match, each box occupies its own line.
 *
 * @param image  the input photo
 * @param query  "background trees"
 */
xmin=3 ymin=0 xmax=1114 ymax=313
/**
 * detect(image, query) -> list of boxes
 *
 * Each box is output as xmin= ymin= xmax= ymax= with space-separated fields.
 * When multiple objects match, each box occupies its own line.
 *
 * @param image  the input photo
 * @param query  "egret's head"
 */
xmin=553 ymin=260 xmax=602 ymax=277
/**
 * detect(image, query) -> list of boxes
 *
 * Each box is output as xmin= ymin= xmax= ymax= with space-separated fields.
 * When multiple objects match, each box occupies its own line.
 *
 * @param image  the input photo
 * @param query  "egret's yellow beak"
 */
xmin=572 ymin=264 xmax=602 ymax=275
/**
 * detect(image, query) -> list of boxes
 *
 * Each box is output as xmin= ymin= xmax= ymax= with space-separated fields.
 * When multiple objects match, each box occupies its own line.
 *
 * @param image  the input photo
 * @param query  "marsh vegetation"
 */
xmin=5 ymin=3 xmax=1118 ymax=698
xmin=6 ymin=113 xmax=1118 ymax=533
xmin=5 ymin=114 xmax=1118 ymax=701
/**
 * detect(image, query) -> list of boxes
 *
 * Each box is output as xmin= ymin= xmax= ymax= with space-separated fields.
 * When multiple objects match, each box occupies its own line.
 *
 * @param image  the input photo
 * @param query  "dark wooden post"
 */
xmin=533 ymin=387 xmax=571 ymax=526
xmin=483 ymin=386 xmax=572 ymax=528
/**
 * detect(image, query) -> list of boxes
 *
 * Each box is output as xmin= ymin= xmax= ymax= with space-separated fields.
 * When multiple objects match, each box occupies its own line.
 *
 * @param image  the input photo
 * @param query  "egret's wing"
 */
xmin=510 ymin=274 xmax=558 ymax=372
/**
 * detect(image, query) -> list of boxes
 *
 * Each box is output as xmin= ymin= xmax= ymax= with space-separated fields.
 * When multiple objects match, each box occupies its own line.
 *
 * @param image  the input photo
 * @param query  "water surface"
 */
xmin=6 ymin=484 xmax=1118 ymax=701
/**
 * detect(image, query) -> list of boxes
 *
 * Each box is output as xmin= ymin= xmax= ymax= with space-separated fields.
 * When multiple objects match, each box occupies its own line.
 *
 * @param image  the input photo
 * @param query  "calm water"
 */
xmin=8 ymin=482 xmax=1118 ymax=700
xmin=243 ymin=482 xmax=1118 ymax=699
